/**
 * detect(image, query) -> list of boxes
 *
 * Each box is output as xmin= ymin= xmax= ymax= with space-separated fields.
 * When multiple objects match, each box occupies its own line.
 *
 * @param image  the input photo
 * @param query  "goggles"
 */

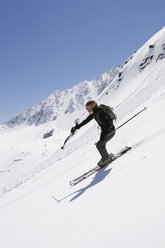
xmin=86 ymin=108 xmax=93 ymax=112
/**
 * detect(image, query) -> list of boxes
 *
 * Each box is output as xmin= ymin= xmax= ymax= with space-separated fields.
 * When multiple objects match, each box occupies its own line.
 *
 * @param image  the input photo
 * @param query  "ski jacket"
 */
xmin=76 ymin=107 xmax=115 ymax=133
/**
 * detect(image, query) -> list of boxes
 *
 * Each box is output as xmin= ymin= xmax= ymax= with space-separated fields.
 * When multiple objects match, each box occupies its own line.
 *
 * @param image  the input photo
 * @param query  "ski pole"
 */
xmin=115 ymin=107 xmax=147 ymax=131
xmin=104 ymin=107 xmax=147 ymax=138
xmin=61 ymin=132 xmax=75 ymax=149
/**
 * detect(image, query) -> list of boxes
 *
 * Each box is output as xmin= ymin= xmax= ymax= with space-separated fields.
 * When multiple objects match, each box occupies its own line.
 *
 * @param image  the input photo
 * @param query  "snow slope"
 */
xmin=0 ymin=27 xmax=165 ymax=248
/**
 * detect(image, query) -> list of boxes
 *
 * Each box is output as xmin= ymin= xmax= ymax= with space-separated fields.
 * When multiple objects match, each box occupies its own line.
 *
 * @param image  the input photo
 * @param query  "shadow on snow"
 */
xmin=69 ymin=167 xmax=111 ymax=202
xmin=52 ymin=167 xmax=112 ymax=203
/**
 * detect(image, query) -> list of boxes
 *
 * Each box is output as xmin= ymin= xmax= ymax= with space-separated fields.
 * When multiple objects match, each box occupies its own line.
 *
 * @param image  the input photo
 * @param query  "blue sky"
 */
xmin=0 ymin=0 xmax=164 ymax=124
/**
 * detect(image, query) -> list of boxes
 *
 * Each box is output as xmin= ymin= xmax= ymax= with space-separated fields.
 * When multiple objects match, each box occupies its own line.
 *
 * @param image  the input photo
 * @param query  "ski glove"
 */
xmin=71 ymin=127 xmax=76 ymax=133
xmin=71 ymin=123 xmax=79 ymax=133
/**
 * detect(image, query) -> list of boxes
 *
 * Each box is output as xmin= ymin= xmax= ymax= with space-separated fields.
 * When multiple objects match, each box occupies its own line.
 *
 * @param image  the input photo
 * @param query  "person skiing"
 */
xmin=71 ymin=100 xmax=116 ymax=167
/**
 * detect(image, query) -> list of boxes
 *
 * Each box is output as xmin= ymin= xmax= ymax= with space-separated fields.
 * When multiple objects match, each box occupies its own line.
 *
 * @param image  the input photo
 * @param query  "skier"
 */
xmin=71 ymin=100 xmax=116 ymax=167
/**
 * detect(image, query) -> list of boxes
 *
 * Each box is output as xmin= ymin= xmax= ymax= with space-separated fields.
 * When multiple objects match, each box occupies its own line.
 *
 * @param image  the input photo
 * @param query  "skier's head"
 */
xmin=86 ymin=100 xmax=97 ymax=114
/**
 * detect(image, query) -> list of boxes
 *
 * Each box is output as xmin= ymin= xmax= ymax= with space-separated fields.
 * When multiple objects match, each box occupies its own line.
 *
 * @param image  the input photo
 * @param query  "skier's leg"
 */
xmin=96 ymin=130 xmax=115 ymax=161
xmin=96 ymin=139 xmax=109 ymax=161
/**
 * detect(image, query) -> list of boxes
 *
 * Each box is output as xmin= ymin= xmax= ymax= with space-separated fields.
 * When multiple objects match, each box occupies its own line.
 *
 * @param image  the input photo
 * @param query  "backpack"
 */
xmin=99 ymin=104 xmax=117 ymax=121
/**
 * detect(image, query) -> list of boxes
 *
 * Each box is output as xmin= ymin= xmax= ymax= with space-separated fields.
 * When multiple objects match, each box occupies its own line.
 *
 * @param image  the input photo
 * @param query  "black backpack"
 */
xmin=99 ymin=104 xmax=117 ymax=121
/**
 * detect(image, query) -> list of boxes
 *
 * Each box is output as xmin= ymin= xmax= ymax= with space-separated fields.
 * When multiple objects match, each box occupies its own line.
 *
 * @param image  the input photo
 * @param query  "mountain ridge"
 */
xmin=4 ymin=66 xmax=122 ymax=128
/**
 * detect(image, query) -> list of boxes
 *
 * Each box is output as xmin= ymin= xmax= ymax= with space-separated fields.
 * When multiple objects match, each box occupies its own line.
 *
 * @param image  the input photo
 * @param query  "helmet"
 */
xmin=86 ymin=100 xmax=97 ymax=110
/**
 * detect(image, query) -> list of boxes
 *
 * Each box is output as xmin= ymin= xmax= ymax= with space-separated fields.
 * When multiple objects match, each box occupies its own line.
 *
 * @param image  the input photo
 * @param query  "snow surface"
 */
xmin=0 ymin=27 xmax=165 ymax=248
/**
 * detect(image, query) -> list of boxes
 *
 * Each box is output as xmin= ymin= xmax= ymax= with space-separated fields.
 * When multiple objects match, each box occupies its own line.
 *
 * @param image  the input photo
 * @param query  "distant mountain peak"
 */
xmin=5 ymin=66 xmax=121 ymax=128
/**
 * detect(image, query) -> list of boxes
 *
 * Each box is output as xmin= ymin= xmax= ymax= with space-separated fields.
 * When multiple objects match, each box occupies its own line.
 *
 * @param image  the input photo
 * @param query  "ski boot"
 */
xmin=98 ymin=153 xmax=116 ymax=168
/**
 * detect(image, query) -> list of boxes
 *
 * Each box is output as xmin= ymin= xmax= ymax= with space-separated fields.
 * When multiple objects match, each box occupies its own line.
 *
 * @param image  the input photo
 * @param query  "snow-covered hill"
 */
xmin=3 ymin=66 xmax=121 ymax=129
xmin=0 ymin=27 xmax=165 ymax=248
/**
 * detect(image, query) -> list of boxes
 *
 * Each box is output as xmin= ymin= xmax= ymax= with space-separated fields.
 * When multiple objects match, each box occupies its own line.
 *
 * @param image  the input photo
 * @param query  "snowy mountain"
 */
xmin=0 ymin=27 xmax=165 ymax=248
xmin=4 ymin=66 xmax=121 ymax=129
xmin=3 ymin=24 xmax=165 ymax=130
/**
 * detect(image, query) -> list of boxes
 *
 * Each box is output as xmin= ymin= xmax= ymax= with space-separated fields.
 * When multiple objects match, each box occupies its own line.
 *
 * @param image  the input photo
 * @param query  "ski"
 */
xmin=69 ymin=146 xmax=131 ymax=186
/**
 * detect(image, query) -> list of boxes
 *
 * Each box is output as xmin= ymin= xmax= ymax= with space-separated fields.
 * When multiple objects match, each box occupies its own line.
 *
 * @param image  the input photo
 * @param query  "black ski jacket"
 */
xmin=76 ymin=106 xmax=115 ymax=133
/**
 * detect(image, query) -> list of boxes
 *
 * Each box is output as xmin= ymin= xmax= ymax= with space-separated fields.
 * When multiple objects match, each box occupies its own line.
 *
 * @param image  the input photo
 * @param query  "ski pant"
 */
xmin=96 ymin=127 xmax=115 ymax=161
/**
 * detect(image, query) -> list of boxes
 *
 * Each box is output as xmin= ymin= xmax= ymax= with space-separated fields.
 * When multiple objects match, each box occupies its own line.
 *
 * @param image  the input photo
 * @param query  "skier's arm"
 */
xmin=77 ymin=115 xmax=93 ymax=128
xmin=71 ymin=115 xmax=93 ymax=133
